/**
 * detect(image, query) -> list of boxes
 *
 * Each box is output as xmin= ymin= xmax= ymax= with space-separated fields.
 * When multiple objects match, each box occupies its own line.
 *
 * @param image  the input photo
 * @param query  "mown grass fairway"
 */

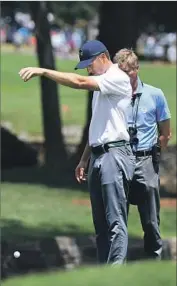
xmin=1 ymin=183 xmax=176 ymax=241
xmin=2 ymin=261 xmax=176 ymax=286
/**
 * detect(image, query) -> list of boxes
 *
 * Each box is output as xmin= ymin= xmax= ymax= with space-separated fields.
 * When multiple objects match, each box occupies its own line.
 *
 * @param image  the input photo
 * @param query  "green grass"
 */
xmin=1 ymin=52 xmax=87 ymax=136
xmin=2 ymin=261 xmax=176 ymax=286
xmin=1 ymin=183 xmax=176 ymax=241
xmin=1 ymin=51 xmax=176 ymax=143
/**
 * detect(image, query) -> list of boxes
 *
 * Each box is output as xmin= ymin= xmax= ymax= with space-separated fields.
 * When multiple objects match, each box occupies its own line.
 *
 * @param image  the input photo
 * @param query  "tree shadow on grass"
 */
xmin=1 ymin=126 xmax=86 ymax=191
xmin=1 ymin=218 xmax=173 ymax=281
xmin=1 ymin=217 xmax=96 ymax=279
xmin=1 ymin=165 xmax=88 ymax=192
xmin=1 ymin=218 xmax=144 ymax=268
xmin=2 ymin=164 xmax=177 ymax=197
xmin=1 ymin=218 xmax=92 ymax=242
xmin=1 ymin=127 xmax=177 ymax=197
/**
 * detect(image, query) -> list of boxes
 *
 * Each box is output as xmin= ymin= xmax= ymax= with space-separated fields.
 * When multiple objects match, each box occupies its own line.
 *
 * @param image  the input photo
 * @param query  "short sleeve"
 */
xmin=156 ymin=90 xmax=171 ymax=122
xmin=91 ymin=69 xmax=132 ymax=98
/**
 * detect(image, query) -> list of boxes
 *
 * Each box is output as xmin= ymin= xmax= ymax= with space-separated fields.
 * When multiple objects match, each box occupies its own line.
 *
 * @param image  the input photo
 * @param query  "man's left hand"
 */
xmin=159 ymin=134 xmax=171 ymax=150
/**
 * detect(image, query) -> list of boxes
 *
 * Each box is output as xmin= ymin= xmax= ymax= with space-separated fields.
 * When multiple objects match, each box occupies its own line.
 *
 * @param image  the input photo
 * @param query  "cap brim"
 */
xmin=74 ymin=58 xmax=94 ymax=70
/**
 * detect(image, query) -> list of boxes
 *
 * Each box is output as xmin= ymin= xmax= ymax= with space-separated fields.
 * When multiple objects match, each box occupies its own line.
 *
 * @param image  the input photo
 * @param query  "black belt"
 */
xmin=91 ymin=140 xmax=129 ymax=155
xmin=133 ymin=150 xmax=153 ymax=157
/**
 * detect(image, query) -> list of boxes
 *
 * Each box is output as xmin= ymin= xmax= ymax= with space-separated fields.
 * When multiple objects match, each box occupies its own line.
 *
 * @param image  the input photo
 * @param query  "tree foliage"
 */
xmin=48 ymin=1 xmax=100 ymax=26
xmin=1 ymin=1 xmax=100 ymax=26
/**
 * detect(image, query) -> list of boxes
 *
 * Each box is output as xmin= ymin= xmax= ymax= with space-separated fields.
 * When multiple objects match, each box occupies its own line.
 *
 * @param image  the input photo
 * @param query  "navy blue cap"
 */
xmin=75 ymin=40 xmax=108 ymax=70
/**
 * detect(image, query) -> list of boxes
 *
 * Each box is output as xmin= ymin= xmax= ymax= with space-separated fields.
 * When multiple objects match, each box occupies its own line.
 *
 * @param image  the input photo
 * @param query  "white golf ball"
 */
xmin=14 ymin=251 xmax=20 ymax=258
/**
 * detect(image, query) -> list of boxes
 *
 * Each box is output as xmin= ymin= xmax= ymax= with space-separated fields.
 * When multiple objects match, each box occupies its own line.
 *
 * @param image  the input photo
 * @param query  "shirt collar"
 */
xmin=133 ymin=77 xmax=143 ymax=95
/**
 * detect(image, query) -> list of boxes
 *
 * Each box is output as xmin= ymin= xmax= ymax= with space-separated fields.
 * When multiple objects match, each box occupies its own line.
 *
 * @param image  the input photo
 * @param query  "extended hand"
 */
xmin=19 ymin=67 xmax=44 ymax=82
xmin=75 ymin=161 xmax=88 ymax=183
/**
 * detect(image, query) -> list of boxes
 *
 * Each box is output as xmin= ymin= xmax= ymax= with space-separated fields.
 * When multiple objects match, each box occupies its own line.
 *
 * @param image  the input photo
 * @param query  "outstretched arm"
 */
xmin=19 ymin=67 xmax=100 ymax=91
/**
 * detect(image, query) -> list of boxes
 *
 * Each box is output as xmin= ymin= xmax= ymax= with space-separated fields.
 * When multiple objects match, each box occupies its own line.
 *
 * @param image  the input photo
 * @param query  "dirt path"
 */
xmin=72 ymin=198 xmax=176 ymax=209
xmin=160 ymin=198 xmax=176 ymax=208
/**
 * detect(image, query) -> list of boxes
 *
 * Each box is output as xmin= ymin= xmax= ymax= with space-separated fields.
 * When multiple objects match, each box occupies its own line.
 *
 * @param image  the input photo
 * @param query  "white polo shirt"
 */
xmin=89 ymin=64 xmax=132 ymax=147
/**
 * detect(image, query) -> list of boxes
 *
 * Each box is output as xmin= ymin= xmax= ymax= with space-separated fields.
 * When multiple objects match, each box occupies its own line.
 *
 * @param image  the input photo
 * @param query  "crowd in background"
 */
xmin=0 ymin=12 xmax=87 ymax=57
xmin=1 ymin=12 xmax=176 ymax=63
xmin=137 ymin=28 xmax=176 ymax=63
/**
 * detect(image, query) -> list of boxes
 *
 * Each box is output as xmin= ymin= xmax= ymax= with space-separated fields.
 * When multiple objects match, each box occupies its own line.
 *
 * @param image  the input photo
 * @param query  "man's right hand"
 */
xmin=19 ymin=67 xmax=44 ymax=82
xmin=75 ymin=161 xmax=87 ymax=183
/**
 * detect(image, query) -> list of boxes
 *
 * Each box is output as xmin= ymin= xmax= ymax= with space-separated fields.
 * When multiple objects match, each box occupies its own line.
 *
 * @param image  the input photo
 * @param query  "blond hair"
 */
xmin=113 ymin=48 xmax=139 ymax=74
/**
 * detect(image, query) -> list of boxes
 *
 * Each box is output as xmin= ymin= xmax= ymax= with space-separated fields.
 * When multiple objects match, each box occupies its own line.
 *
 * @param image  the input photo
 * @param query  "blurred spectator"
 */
xmin=136 ymin=28 xmax=177 ymax=63
xmin=144 ymin=34 xmax=156 ymax=59
xmin=154 ymin=43 xmax=165 ymax=60
xmin=71 ymin=28 xmax=84 ymax=50
xmin=1 ymin=9 xmax=176 ymax=63
xmin=167 ymin=42 xmax=176 ymax=63
xmin=0 ymin=28 xmax=7 ymax=43
xmin=12 ymin=26 xmax=32 ymax=49
xmin=12 ymin=30 xmax=23 ymax=47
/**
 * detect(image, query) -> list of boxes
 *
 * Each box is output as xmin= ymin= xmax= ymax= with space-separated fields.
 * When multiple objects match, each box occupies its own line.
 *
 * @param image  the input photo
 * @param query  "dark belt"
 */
xmin=91 ymin=140 xmax=129 ymax=155
xmin=133 ymin=150 xmax=153 ymax=157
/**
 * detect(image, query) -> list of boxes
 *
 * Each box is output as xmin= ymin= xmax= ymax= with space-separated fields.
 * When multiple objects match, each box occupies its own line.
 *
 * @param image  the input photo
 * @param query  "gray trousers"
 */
xmin=128 ymin=155 xmax=162 ymax=258
xmin=88 ymin=145 xmax=135 ymax=264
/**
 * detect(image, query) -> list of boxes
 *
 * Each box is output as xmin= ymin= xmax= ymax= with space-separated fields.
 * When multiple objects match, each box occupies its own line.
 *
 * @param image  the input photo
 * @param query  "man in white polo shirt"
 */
xmin=19 ymin=40 xmax=135 ymax=265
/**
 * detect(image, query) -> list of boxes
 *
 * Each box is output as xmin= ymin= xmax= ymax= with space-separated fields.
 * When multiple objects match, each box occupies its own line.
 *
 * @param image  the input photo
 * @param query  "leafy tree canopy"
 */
xmin=1 ymin=1 xmax=100 ymax=26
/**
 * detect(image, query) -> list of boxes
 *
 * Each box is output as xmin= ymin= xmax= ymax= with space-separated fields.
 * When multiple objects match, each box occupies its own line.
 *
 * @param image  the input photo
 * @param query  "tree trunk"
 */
xmin=72 ymin=92 xmax=92 ymax=163
xmin=71 ymin=24 xmax=93 ymax=164
xmin=98 ymin=1 xmax=138 ymax=59
xmin=30 ymin=2 xmax=67 ymax=168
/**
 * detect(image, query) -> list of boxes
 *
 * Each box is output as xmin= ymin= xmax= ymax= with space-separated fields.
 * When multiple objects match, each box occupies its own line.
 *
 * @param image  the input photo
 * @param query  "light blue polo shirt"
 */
xmin=127 ymin=77 xmax=171 ymax=151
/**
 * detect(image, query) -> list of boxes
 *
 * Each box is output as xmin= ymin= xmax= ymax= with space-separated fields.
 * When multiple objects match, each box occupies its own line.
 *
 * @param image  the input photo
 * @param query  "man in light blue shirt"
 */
xmin=114 ymin=49 xmax=171 ymax=259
